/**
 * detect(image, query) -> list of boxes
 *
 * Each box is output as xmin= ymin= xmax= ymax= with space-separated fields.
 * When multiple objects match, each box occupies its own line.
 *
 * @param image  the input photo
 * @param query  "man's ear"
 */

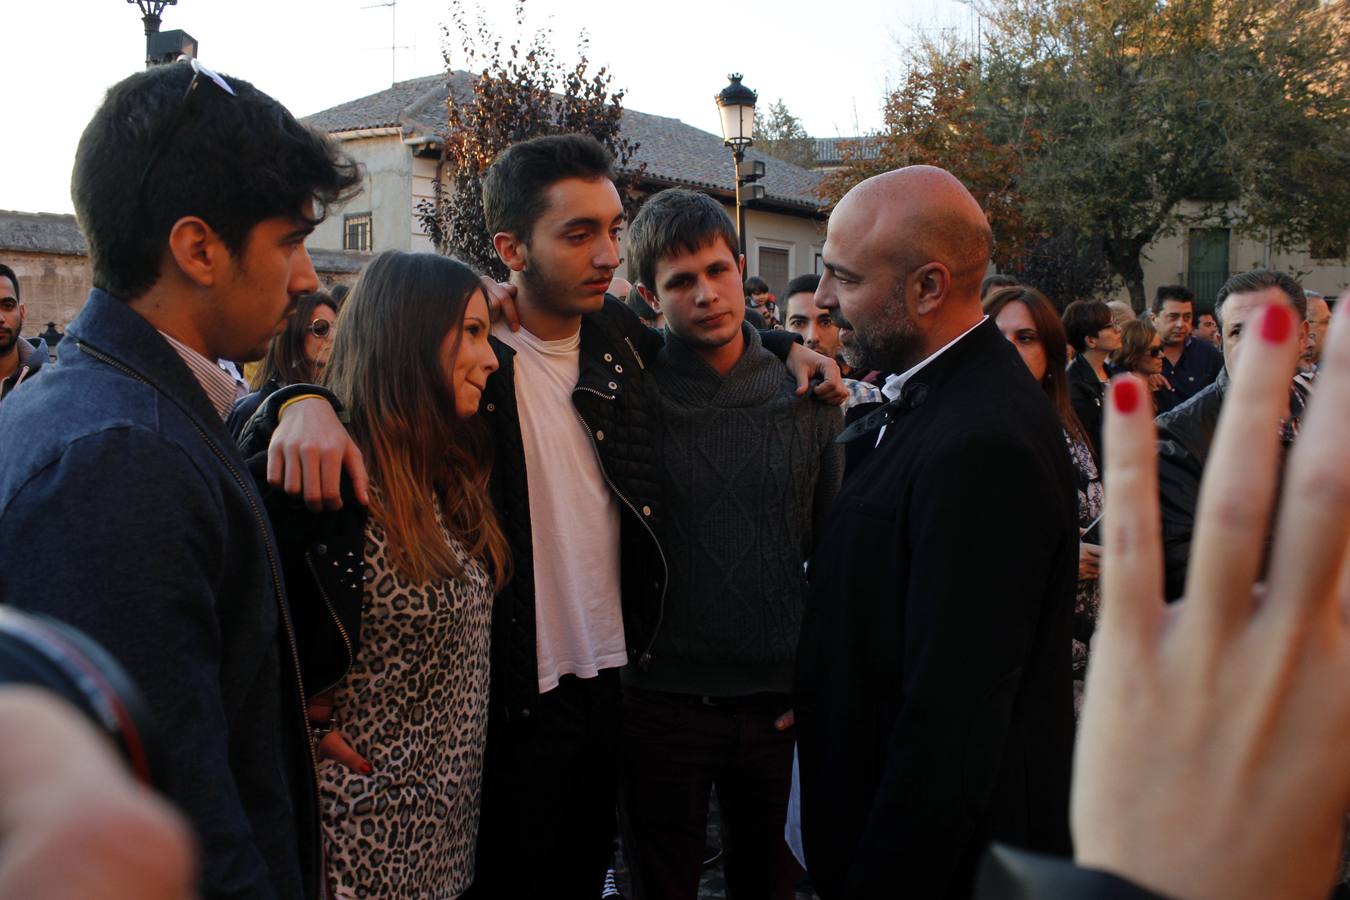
xmin=912 ymin=262 xmax=951 ymax=316
xmin=492 ymin=232 xmax=528 ymax=273
xmin=738 ymin=254 xmax=746 ymax=278
xmin=637 ymin=283 xmax=662 ymax=314
xmin=165 ymin=216 xmax=226 ymax=288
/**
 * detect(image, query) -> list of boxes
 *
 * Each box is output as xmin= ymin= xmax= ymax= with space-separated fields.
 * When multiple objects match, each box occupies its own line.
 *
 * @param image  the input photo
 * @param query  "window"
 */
xmin=1186 ymin=228 xmax=1230 ymax=304
xmin=813 ymin=250 xmax=824 ymax=275
xmin=758 ymin=247 xmax=790 ymax=299
xmin=344 ymin=213 xmax=373 ymax=252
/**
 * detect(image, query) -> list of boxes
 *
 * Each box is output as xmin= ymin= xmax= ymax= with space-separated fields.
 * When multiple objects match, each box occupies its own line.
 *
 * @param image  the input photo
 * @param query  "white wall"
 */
xmin=1117 ymin=201 xmax=1350 ymax=307
xmin=410 ymin=155 xmax=439 ymax=252
xmin=308 ymin=134 xmax=413 ymax=253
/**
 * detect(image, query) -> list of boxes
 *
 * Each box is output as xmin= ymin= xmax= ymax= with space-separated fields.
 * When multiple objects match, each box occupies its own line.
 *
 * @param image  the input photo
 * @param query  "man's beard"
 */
xmin=0 ymin=327 xmax=18 ymax=356
xmin=838 ymin=298 xmax=922 ymax=373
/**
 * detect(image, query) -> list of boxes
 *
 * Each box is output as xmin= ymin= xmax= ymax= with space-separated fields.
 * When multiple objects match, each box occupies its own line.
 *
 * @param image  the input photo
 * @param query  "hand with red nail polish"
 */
xmin=1260 ymin=302 xmax=1293 ymax=343
xmin=318 ymin=729 xmax=371 ymax=776
xmin=1067 ymin=283 xmax=1350 ymax=900
xmin=1110 ymin=376 xmax=1140 ymax=414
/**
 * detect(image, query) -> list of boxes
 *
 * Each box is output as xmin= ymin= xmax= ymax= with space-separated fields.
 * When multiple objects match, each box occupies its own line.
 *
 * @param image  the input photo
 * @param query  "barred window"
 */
xmin=344 ymin=213 xmax=373 ymax=252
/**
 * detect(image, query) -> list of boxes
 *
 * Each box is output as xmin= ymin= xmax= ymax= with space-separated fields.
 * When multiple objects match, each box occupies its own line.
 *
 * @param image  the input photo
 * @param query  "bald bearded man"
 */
xmin=793 ymin=167 xmax=1078 ymax=898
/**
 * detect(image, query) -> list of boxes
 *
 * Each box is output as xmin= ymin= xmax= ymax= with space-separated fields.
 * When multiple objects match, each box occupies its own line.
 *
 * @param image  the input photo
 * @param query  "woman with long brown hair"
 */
xmin=984 ymin=285 xmax=1103 ymax=715
xmin=261 ymin=250 xmax=509 ymax=898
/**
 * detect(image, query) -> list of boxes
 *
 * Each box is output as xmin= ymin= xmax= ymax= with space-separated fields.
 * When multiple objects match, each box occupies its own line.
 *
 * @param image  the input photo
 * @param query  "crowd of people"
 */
xmin=1 ymin=57 xmax=1348 ymax=900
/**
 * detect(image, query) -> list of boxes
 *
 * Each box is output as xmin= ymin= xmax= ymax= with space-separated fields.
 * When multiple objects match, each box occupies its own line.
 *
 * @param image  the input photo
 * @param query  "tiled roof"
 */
xmin=301 ymin=72 xmax=474 ymax=133
xmin=0 ymin=210 xmax=88 ymax=256
xmin=0 ymin=209 xmax=370 ymax=275
xmin=302 ymin=72 xmax=826 ymax=212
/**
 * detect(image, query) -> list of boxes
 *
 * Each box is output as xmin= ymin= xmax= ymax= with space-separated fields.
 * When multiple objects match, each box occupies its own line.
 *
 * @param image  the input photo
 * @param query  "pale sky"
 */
xmin=1 ymin=0 xmax=975 ymax=215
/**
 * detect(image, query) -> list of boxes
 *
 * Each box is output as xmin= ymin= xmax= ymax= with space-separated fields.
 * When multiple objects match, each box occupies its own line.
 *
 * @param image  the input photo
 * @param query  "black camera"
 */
xmin=0 ymin=606 xmax=164 ymax=786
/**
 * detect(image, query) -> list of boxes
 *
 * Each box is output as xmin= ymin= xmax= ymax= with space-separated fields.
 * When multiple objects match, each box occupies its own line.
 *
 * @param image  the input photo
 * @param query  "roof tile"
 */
xmin=302 ymin=71 xmax=826 ymax=210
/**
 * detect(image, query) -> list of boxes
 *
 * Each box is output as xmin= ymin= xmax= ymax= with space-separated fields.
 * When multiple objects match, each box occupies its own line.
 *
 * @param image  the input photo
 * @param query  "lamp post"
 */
xmin=715 ymin=74 xmax=762 ymax=259
xmin=127 ymin=0 xmax=179 ymax=68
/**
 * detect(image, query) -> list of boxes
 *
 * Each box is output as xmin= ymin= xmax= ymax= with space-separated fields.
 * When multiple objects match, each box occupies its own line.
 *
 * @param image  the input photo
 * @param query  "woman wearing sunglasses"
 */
xmin=1110 ymin=319 xmax=1179 ymax=414
xmin=227 ymin=290 xmax=338 ymax=438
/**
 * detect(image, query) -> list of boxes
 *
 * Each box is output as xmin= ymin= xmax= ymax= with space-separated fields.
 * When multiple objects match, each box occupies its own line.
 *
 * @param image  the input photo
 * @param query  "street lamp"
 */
xmin=127 ymin=0 xmax=179 ymax=68
xmin=715 ymin=73 xmax=763 ymax=259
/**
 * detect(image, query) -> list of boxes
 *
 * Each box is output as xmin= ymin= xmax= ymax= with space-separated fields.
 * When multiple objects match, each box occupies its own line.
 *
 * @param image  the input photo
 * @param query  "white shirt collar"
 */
xmin=881 ymin=315 xmax=988 ymax=402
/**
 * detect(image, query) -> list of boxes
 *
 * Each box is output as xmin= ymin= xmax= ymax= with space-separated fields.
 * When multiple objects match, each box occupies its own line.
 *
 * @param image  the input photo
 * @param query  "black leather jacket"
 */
xmin=977 ymin=845 xmax=1173 ymax=899
xmin=238 ymin=384 xmax=365 ymax=697
xmin=482 ymin=297 xmax=804 ymax=718
xmin=1155 ymin=370 xmax=1228 ymax=602
xmin=481 ymin=298 xmax=669 ymax=719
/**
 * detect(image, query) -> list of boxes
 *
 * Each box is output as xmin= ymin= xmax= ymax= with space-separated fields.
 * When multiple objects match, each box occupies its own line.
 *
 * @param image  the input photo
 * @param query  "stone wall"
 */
xmin=2 ymin=250 xmax=91 ymax=335
xmin=0 ymin=234 xmax=369 ymax=342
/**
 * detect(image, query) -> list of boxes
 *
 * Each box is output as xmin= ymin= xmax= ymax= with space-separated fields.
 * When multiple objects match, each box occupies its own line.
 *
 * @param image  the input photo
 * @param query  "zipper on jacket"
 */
xmin=303 ymin=551 xmax=355 ymax=694
xmin=78 ymin=341 xmax=324 ymax=895
xmin=571 ymin=401 xmax=667 ymax=668
xmin=623 ymin=336 xmax=646 ymax=371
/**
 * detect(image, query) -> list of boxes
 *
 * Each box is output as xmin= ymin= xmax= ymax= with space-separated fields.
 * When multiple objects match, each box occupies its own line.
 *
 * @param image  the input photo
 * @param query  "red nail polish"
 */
xmin=1113 ymin=378 xmax=1140 ymax=414
xmin=360 ymin=763 xmax=373 ymax=775
xmin=1260 ymin=304 xmax=1292 ymax=343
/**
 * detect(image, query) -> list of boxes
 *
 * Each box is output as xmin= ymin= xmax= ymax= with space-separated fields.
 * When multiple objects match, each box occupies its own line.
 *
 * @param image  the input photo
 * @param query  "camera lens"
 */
xmin=0 ymin=607 xmax=164 ymax=786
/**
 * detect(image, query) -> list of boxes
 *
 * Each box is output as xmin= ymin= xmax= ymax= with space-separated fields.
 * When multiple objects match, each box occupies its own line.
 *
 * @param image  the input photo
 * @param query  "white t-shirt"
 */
xmin=494 ymin=322 xmax=628 ymax=693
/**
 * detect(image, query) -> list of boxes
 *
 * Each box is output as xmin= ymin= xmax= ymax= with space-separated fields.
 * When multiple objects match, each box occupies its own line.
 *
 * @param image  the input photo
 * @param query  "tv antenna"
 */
xmin=362 ymin=0 xmax=412 ymax=85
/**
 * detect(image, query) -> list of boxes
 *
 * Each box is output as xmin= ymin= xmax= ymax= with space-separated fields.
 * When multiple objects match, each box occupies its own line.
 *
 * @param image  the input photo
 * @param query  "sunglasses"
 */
xmin=136 ymin=59 xmax=237 ymax=224
xmin=1148 ymin=346 xmax=1164 ymax=358
xmin=306 ymin=318 xmax=333 ymax=339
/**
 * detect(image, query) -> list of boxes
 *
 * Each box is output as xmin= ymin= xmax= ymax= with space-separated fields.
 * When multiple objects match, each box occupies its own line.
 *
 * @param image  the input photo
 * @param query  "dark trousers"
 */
xmin=466 ymin=670 xmax=622 ymax=900
xmin=620 ymin=687 xmax=800 ymax=900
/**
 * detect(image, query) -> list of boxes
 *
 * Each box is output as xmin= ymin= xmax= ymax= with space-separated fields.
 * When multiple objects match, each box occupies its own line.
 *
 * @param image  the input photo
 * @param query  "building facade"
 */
xmin=301 ymin=72 xmax=829 ymax=299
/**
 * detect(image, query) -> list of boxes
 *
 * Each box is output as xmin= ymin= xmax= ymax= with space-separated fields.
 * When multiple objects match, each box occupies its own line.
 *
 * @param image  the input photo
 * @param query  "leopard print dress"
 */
xmin=319 ymin=515 xmax=493 ymax=899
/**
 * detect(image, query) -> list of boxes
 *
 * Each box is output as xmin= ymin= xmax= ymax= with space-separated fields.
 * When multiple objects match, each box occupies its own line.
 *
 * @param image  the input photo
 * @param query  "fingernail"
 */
xmin=1112 ymin=378 xmax=1140 ymax=414
xmin=360 ymin=763 xmax=373 ymax=774
xmin=1260 ymin=304 xmax=1292 ymax=343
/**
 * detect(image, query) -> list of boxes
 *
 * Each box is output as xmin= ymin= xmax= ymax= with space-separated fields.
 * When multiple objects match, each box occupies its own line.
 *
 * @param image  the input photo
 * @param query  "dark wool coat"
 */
xmin=0 ymin=289 xmax=319 ymax=900
xmin=795 ymin=318 xmax=1079 ymax=900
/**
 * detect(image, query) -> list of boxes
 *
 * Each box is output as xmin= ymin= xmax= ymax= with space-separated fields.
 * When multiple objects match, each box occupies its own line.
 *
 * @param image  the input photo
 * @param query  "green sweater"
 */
xmin=624 ymin=324 xmax=844 ymax=697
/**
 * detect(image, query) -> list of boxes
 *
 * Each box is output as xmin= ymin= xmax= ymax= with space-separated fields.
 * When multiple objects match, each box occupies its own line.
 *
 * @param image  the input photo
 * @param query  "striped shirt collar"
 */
xmin=157 ymin=330 xmax=237 ymax=420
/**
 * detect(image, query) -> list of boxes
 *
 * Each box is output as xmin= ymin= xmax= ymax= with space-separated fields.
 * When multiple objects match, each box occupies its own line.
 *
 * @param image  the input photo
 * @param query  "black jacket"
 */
xmin=1067 ymin=354 xmax=1105 ymax=459
xmin=795 ymin=318 xmax=1079 ymax=899
xmin=237 ymin=384 xmax=365 ymax=696
xmin=976 ymin=846 xmax=1172 ymax=899
xmin=227 ymin=376 xmax=283 ymax=441
xmin=1155 ymin=371 xmax=1227 ymax=602
xmin=480 ymin=298 xmax=804 ymax=717
xmin=480 ymin=297 xmax=669 ymax=719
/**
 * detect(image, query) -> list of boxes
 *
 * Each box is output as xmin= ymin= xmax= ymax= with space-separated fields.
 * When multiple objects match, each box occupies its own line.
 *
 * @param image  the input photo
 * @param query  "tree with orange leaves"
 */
xmin=818 ymin=49 xmax=1041 ymax=272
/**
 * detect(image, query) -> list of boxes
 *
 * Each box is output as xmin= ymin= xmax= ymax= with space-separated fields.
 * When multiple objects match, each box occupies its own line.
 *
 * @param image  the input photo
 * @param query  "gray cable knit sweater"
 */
xmin=623 ymin=324 xmax=844 ymax=697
